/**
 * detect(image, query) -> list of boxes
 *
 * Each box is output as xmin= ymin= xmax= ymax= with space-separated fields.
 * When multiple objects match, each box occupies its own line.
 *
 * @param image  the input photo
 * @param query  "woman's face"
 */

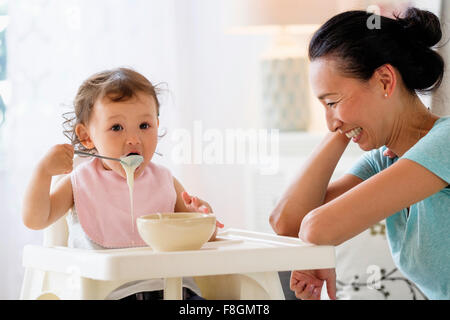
xmin=309 ymin=57 xmax=388 ymax=151
xmin=78 ymin=91 xmax=159 ymax=179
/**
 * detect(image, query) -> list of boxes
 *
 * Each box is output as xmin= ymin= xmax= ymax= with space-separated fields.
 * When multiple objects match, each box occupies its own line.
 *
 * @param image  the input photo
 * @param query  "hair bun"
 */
xmin=398 ymin=7 xmax=442 ymax=47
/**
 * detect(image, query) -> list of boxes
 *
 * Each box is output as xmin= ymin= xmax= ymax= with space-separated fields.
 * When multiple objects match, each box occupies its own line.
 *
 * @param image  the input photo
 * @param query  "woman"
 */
xmin=269 ymin=8 xmax=449 ymax=300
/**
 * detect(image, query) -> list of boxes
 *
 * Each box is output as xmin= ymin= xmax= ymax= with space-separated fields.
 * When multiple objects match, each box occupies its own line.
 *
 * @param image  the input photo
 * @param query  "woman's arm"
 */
xmin=300 ymin=158 xmax=448 ymax=246
xmin=269 ymin=131 xmax=352 ymax=237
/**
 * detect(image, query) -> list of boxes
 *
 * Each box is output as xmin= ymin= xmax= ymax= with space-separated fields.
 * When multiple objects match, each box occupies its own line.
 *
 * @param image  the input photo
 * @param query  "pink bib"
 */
xmin=71 ymin=158 xmax=177 ymax=248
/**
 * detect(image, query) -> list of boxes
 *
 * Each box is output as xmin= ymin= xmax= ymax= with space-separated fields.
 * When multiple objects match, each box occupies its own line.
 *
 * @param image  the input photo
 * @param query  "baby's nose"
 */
xmin=126 ymin=133 xmax=141 ymax=145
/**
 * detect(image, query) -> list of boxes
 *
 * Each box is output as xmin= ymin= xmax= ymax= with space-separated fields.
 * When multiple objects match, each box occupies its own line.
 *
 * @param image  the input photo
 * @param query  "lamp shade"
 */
xmin=225 ymin=0 xmax=341 ymax=33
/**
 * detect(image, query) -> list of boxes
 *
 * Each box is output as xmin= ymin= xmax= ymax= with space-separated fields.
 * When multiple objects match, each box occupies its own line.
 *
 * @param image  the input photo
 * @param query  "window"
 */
xmin=0 ymin=0 xmax=7 ymax=126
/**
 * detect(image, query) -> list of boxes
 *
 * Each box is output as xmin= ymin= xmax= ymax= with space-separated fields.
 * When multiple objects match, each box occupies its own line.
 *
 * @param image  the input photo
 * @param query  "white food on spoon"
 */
xmin=120 ymin=154 xmax=144 ymax=168
xmin=345 ymin=127 xmax=362 ymax=139
xmin=120 ymin=154 xmax=144 ymax=237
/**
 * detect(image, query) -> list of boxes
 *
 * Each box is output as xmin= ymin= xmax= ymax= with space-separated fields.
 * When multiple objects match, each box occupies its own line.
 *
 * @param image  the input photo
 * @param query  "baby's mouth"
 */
xmin=123 ymin=151 xmax=142 ymax=158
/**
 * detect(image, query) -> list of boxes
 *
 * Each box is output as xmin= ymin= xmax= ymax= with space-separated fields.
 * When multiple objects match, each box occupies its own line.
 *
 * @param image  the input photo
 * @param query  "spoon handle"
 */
xmin=74 ymin=150 xmax=122 ymax=162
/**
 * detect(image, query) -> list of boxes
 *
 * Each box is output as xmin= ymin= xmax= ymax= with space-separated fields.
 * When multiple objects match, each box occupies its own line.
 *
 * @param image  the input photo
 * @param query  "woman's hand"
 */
xmin=39 ymin=144 xmax=74 ymax=177
xmin=290 ymin=268 xmax=337 ymax=300
xmin=181 ymin=191 xmax=224 ymax=241
xmin=383 ymin=148 xmax=397 ymax=159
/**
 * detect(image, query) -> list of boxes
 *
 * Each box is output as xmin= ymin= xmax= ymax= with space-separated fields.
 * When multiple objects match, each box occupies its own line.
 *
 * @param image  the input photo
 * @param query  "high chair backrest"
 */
xmin=43 ymin=156 xmax=90 ymax=247
xmin=43 ymin=210 xmax=69 ymax=247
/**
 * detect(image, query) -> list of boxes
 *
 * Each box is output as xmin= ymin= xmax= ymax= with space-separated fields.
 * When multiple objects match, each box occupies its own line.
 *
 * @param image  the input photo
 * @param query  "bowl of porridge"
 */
xmin=137 ymin=212 xmax=216 ymax=252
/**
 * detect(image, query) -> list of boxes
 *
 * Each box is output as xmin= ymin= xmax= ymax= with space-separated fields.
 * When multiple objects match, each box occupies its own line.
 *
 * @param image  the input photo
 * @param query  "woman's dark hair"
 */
xmin=308 ymin=7 xmax=445 ymax=94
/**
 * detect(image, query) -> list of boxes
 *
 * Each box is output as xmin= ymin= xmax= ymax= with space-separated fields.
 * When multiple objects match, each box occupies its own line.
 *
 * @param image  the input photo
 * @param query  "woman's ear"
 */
xmin=374 ymin=64 xmax=397 ymax=98
xmin=75 ymin=123 xmax=94 ymax=149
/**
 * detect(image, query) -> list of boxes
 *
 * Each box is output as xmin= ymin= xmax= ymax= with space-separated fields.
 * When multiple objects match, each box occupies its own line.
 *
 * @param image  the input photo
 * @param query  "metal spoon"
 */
xmin=74 ymin=150 xmax=122 ymax=162
xmin=75 ymin=150 xmax=161 ymax=162
xmin=74 ymin=150 xmax=150 ymax=166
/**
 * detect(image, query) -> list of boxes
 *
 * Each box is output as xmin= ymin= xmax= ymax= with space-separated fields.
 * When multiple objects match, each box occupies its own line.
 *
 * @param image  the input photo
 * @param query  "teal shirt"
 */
xmin=347 ymin=116 xmax=450 ymax=300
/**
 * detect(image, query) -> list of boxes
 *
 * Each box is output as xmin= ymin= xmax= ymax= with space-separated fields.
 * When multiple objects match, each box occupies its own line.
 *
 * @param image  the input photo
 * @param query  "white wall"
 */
xmin=164 ymin=0 xmax=275 ymax=230
xmin=432 ymin=0 xmax=450 ymax=116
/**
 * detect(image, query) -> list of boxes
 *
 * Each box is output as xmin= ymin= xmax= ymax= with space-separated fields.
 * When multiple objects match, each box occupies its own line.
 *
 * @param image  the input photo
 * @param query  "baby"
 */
xmin=22 ymin=67 xmax=223 ymax=300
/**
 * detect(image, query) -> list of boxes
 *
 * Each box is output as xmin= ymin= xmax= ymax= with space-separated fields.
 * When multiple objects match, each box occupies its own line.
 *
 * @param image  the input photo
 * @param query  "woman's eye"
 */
xmin=326 ymin=102 xmax=337 ymax=108
xmin=111 ymin=124 xmax=123 ymax=131
xmin=140 ymin=122 xmax=150 ymax=129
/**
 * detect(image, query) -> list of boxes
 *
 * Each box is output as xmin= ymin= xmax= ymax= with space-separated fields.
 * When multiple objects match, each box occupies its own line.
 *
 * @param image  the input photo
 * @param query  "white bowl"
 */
xmin=137 ymin=212 xmax=216 ymax=252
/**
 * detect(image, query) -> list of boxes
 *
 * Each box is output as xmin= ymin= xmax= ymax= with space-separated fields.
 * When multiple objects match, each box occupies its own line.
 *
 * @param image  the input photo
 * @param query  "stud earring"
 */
xmin=384 ymin=93 xmax=388 ymax=98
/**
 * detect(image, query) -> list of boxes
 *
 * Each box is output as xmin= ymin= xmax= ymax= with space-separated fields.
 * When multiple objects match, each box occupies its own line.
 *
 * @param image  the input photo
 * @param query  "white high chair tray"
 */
xmin=22 ymin=228 xmax=335 ymax=281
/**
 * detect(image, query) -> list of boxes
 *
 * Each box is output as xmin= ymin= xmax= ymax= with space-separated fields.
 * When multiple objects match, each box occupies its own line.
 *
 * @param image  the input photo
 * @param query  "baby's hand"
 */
xmin=39 ymin=144 xmax=74 ymax=176
xmin=181 ymin=191 xmax=225 ymax=230
xmin=182 ymin=191 xmax=211 ymax=213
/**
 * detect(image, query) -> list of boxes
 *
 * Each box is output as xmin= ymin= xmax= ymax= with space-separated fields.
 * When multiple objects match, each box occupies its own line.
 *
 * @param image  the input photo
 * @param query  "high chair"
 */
xmin=20 ymin=159 xmax=335 ymax=300
xmin=21 ymin=225 xmax=335 ymax=300
xmin=20 ymin=221 xmax=282 ymax=299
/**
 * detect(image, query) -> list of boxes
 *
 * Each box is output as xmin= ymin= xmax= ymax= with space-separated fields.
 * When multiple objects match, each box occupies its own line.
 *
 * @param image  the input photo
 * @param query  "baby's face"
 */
xmin=84 ymin=91 xmax=159 ymax=179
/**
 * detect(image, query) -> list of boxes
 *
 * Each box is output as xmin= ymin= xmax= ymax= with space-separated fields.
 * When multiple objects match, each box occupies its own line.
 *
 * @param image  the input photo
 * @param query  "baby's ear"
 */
xmin=75 ymin=123 xmax=94 ymax=149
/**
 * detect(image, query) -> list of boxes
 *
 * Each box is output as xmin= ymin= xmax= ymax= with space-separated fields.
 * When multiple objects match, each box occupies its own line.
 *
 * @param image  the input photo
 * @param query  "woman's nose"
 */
xmin=326 ymin=112 xmax=343 ymax=132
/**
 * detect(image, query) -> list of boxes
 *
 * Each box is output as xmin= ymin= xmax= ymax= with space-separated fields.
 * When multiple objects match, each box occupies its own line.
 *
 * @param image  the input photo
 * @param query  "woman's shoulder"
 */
xmin=432 ymin=116 xmax=450 ymax=130
xmin=411 ymin=116 xmax=450 ymax=150
xmin=401 ymin=116 xmax=450 ymax=183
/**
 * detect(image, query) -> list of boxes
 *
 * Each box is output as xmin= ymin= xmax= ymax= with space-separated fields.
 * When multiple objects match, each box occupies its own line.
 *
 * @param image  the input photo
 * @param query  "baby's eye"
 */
xmin=111 ymin=124 xmax=123 ymax=131
xmin=140 ymin=122 xmax=151 ymax=129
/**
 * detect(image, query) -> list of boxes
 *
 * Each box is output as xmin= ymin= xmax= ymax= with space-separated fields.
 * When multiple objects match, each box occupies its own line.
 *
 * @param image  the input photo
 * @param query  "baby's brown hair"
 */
xmin=63 ymin=67 xmax=162 ymax=153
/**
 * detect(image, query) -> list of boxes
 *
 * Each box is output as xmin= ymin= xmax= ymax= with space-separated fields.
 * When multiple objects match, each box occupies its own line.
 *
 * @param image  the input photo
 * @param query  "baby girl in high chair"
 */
xmin=22 ymin=67 xmax=223 ymax=300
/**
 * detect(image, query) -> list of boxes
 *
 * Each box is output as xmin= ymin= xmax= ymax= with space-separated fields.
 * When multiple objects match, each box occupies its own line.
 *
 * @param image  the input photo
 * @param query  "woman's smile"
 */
xmin=345 ymin=127 xmax=363 ymax=143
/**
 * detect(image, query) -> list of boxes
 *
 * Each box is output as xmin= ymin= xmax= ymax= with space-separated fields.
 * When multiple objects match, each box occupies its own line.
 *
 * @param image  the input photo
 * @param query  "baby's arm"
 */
xmin=173 ymin=177 xmax=212 ymax=213
xmin=173 ymin=177 xmax=223 ymax=240
xmin=22 ymin=144 xmax=74 ymax=230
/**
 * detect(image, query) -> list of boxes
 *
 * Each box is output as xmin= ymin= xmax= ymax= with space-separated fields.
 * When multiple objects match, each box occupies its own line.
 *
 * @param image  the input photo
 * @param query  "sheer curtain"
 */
xmin=0 ymin=0 xmax=181 ymax=299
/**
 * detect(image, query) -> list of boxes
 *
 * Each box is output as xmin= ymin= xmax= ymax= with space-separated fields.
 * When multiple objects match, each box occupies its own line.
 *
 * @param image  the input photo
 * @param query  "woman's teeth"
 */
xmin=345 ymin=127 xmax=362 ymax=139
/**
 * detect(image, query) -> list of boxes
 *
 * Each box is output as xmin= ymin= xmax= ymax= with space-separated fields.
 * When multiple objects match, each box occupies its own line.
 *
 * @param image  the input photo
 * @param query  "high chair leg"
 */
xmin=164 ymin=277 xmax=183 ymax=300
xmin=20 ymin=267 xmax=131 ymax=300
xmin=194 ymin=272 xmax=285 ymax=300
xmin=241 ymin=272 xmax=285 ymax=299
xmin=20 ymin=268 xmax=43 ymax=299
